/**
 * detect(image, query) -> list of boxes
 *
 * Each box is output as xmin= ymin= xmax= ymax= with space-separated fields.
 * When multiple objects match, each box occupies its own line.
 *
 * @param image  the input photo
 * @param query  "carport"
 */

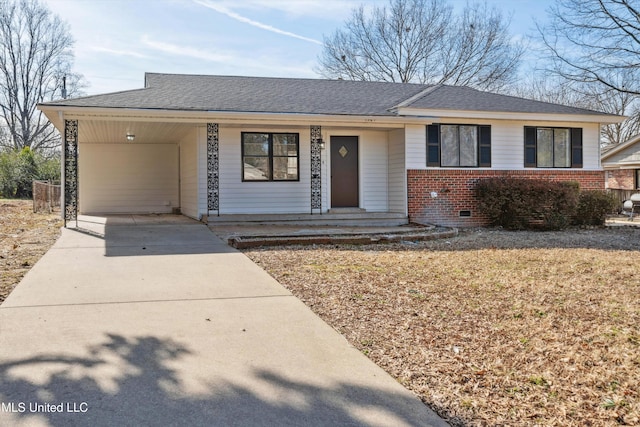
xmin=48 ymin=116 xmax=206 ymax=225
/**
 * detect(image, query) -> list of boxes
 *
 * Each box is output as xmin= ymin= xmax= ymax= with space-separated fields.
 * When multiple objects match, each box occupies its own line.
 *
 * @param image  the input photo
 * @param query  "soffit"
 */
xmin=77 ymin=120 xmax=196 ymax=144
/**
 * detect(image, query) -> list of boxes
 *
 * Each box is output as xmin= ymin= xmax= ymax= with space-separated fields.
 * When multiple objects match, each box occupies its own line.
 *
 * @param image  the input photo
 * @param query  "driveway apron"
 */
xmin=0 ymin=217 xmax=447 ymax=427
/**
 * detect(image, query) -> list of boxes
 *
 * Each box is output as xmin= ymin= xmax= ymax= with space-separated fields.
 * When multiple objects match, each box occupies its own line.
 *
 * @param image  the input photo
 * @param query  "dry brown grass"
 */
xmin=244 ymin=228 xmax=640 ymax=426
xmin=0 ymin=199 xmax=62 ymax=303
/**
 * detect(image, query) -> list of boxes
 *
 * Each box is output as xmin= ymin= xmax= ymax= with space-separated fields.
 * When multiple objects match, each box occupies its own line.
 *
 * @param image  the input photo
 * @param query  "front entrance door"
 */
xmin=331 ymin=136 xmax=359 ymax=208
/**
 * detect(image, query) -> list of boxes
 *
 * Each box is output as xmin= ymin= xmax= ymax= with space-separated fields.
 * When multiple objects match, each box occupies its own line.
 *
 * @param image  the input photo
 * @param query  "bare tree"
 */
xmin=0 ymin=0 xmax=82 ymax=152
xmin=514 ymin=75 xmax=640 ymax=147
xmin=593 ymin=88 xmax=640 ymax=147
xmin=539 ymin=0 xmax=640 ymax=96
xmin=512 ymin=76 xmax=589 ymax=107
xmin=439 ymin=2 xmax=522 ymax=90
xmin=316 ymin=0 xmax=523 ymax=91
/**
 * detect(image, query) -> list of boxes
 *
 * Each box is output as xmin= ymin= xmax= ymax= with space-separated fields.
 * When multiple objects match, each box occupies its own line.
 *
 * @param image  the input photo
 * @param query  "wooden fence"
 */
xmin=607 ymin=189 xmax=640 ymax=213
xmin=32 ymin=180 xmax=61 ymax=213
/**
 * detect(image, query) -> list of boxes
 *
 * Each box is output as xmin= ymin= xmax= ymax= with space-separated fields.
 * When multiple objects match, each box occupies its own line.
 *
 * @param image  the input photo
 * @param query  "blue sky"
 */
xmin=42 ymin=0 xmax=554 ymax=95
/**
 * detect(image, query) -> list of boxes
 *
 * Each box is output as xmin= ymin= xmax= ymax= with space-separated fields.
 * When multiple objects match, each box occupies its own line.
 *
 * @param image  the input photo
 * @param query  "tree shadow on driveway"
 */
xmin=0 ymin=333 xmax=447 ymax=427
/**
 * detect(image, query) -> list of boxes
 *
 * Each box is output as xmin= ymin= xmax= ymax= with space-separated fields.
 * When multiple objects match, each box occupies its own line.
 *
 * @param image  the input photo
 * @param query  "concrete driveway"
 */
xmin=0 ymin=216 xmax=447 ymax=427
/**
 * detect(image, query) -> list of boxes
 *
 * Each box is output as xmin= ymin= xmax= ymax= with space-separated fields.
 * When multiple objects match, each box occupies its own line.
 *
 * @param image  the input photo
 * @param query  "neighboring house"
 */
xmin=38 ymin=73 xmax=622 ymax=227
xmin=602 ymin=134 xmax=640 ymax=202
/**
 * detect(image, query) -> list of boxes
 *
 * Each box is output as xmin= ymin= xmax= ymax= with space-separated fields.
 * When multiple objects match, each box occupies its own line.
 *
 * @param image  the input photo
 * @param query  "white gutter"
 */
xmin=38 ymin=105 xmax=440 ymax=131
xmin=38 ymin=104 xmax=624 ymax=132
xmin=395 ymin=107 xmax=625 ymax=124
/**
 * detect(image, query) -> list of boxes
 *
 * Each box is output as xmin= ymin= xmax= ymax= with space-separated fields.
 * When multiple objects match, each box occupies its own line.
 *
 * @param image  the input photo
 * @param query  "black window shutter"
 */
xmin=427 ymin=124 xmax=440 ymax=166
xmin=571 ymin=128 xmax=583 ymax=168
xmin=478 ymin=125 xmax=491 ymax=167
xmin=524 ymin=126 xmax=537 ymax=167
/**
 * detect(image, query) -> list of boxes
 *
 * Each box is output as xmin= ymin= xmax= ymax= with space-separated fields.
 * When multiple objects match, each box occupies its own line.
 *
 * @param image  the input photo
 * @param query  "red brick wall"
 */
xmin=606 ymin=169 xmax=635 ymax=190
xmin=407 ymin=169 xmax=605 ymax=227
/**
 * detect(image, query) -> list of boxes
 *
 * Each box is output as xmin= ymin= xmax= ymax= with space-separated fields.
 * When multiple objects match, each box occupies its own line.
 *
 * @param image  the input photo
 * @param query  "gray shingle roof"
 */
xmin=42 ymin=73 xmax=614 ymax=118
xmin=405 ymin=85 xmax=607 ymax=116
xmin=46 ymin=73 xmax=428 ymax=116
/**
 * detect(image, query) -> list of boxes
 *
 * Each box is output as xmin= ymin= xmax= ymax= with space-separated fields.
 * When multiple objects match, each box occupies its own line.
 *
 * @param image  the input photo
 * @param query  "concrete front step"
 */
xmin=207 ymin=212 xmax=408 ymax=227
xmin=226 ymin=227 xmax=458 ymax=249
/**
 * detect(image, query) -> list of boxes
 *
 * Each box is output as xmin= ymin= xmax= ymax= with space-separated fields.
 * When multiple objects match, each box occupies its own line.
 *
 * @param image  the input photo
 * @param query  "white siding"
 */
xmin=197 ymin=126 xmax=207 ymax=216
xmin=179 ymin=129 xmax=198 ymax=219
xmin=360 ymin=130 xmax=389 ymax=212
xmin=490 ymin=121 xmax=523 ymax=169
xmin=388 ymin=128 xmax=406 ymax=214
xmin=405 ymin=120 xmax=602 ymax=170
xmin=79 ymin=143 xmax=179 ymax=214
xmin=603 ymin=145 xmax=640 ymax=165
xmin=216 ymin=126 xmax=312 ymax=214
xmin=477 ymin=119 xmax=602 ymax=170
xmin=582 ymin=123 xmax=602 ymax=169
xmin=196 ymin=125 xmax=393 ymax=215
xmin=405 ymin=125 xmax=426 ymax=169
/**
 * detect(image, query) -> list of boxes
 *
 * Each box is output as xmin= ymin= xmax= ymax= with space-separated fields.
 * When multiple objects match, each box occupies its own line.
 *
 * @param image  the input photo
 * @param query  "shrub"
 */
xmin=476 ymin=178 xmax=580 ymax=230
xmin=0 ymin=148 xmax=60 ymax=198
xmin=574 ymin=191 xmax=617 ymax=226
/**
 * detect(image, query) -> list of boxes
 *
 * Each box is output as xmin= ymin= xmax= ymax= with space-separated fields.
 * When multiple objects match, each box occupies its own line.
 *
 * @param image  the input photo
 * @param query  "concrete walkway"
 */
xmin=0 ymin=216 xmax=447 ymax=427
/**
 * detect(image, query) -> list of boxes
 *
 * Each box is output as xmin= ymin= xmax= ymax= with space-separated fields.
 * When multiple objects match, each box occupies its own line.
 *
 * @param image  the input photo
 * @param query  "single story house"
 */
xmin=38 ymin=73 xmax=623 ymax=227
xmin=602 ymin=134 xmax=640 ymax=199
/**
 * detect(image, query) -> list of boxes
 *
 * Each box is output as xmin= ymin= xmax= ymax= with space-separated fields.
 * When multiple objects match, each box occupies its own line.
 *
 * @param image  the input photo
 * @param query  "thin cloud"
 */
xmin=193 ymin=0 xmax=322 ymax=45
xmin=91 ymin=46 xmax=149 ymax=59
xmin=141 ymin=35 xmax=236 ymax=63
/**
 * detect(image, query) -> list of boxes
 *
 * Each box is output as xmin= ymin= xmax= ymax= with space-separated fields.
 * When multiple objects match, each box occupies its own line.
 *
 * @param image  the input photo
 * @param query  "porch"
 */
xmin=58 ymin=119 xmax=410 ymax=226
xmin=206 ymin=210 xmax=426 ymax=248
xmin=206 ymin=210 xmax=408 ymax=227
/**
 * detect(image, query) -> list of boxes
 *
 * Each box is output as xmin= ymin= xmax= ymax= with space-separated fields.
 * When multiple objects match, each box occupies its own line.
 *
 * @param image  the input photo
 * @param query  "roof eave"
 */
xmin=37 ymin=105 xmax=438 ymax=131
xmin=601 ymin=133 xmax=640 ymax=160
xmin=603 ymin=161 xmax=640 ymax=169
xmin=396 ymin=107 xmax=625 ymax=124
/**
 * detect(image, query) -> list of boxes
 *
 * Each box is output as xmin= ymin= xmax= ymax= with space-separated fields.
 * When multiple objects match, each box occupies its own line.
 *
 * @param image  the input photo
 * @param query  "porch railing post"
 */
xmin=63 ymin=119 xmax=78 ymax=227
xmin=206 ymin=123 xmax=220 ymax=218
xmin=310 ymin=125 xmax=322 ymax=214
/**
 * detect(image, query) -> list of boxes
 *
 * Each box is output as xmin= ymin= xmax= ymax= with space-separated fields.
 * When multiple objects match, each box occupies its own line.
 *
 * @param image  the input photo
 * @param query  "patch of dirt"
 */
xmin=0 ymin=199 xmax=62 ymax=303
xmin=244 ymin=227 xmax=640 ymax=426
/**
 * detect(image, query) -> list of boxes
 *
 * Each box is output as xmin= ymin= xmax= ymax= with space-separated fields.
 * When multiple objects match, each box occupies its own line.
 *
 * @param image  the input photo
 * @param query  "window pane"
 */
xmin=554 ymin=128 xmax=570 ymax=167
xmin=273 ymin=134 xmax=298 ymax=156
xmin=441 ymin=125 xmax=459 ymax=167
xmin=459 ymin=125 xmax=478 ymax=166
xmin=243 ymin=133 xmax=269 ymax=156
xmin=537 ymin=128 xmax=553 ymax=167
xmin=243 ymin=157 xmax=269 ymax=180
xmin=244 ymin=142 xmax=269 ymax=156
xmin=273 ymin=157 xmax=298 ymax=180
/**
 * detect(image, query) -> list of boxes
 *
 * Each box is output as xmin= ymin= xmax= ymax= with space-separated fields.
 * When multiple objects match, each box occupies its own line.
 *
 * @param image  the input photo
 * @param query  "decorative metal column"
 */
xmin=206 ymin=123 xmax=220 ymax=217
xmin=63 ymin=119 xmax=78 ymax=227
xmin=310 ymin=125 xmax=322 ymax=214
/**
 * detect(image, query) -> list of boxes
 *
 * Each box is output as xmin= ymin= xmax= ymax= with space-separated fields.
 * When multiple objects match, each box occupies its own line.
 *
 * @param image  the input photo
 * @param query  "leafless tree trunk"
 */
xmin=316 ymin=0 xmax=523 ymax=91
xmin=0 ymin=0 xmax=82 ymax=152
xmin=539 ymin=0 xmax=640 ymax=96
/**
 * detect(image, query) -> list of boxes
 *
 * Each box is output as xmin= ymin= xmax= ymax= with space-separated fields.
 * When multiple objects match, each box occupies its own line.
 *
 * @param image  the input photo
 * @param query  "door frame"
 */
xmin=328 ymin=134 xmax=361 ymax=209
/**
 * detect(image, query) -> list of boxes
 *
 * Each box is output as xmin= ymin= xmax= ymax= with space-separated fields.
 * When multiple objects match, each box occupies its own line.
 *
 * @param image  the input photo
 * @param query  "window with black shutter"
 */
xmin=426 ymin=124 xmax=491 ymax=167
xmin=524 ymin=126 xmax=583 ymax=168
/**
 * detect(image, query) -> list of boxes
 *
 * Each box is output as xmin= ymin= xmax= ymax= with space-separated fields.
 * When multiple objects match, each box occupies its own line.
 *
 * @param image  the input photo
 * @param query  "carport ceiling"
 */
xmin=78 ymin=120 xmax=197 ymax=144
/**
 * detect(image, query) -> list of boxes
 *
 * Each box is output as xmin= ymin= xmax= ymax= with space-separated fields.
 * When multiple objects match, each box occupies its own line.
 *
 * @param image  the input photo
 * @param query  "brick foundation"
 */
xmin=407 ymin=169 xmax=605 ymax=227
xmin=606 ymin=169 xmax=635 ymax=190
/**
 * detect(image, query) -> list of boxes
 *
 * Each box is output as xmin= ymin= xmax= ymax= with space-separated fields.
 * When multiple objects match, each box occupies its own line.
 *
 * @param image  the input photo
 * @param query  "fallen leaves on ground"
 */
xmin=244 ymin=228 xmax=640 ymax=426
xmin=0 ymin=199 xmax=62 ymax=303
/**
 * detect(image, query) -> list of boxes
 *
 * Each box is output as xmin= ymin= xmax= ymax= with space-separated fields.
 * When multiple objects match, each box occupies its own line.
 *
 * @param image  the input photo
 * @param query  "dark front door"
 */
xmin=331 ymin=136 xmax=359 ymax=208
